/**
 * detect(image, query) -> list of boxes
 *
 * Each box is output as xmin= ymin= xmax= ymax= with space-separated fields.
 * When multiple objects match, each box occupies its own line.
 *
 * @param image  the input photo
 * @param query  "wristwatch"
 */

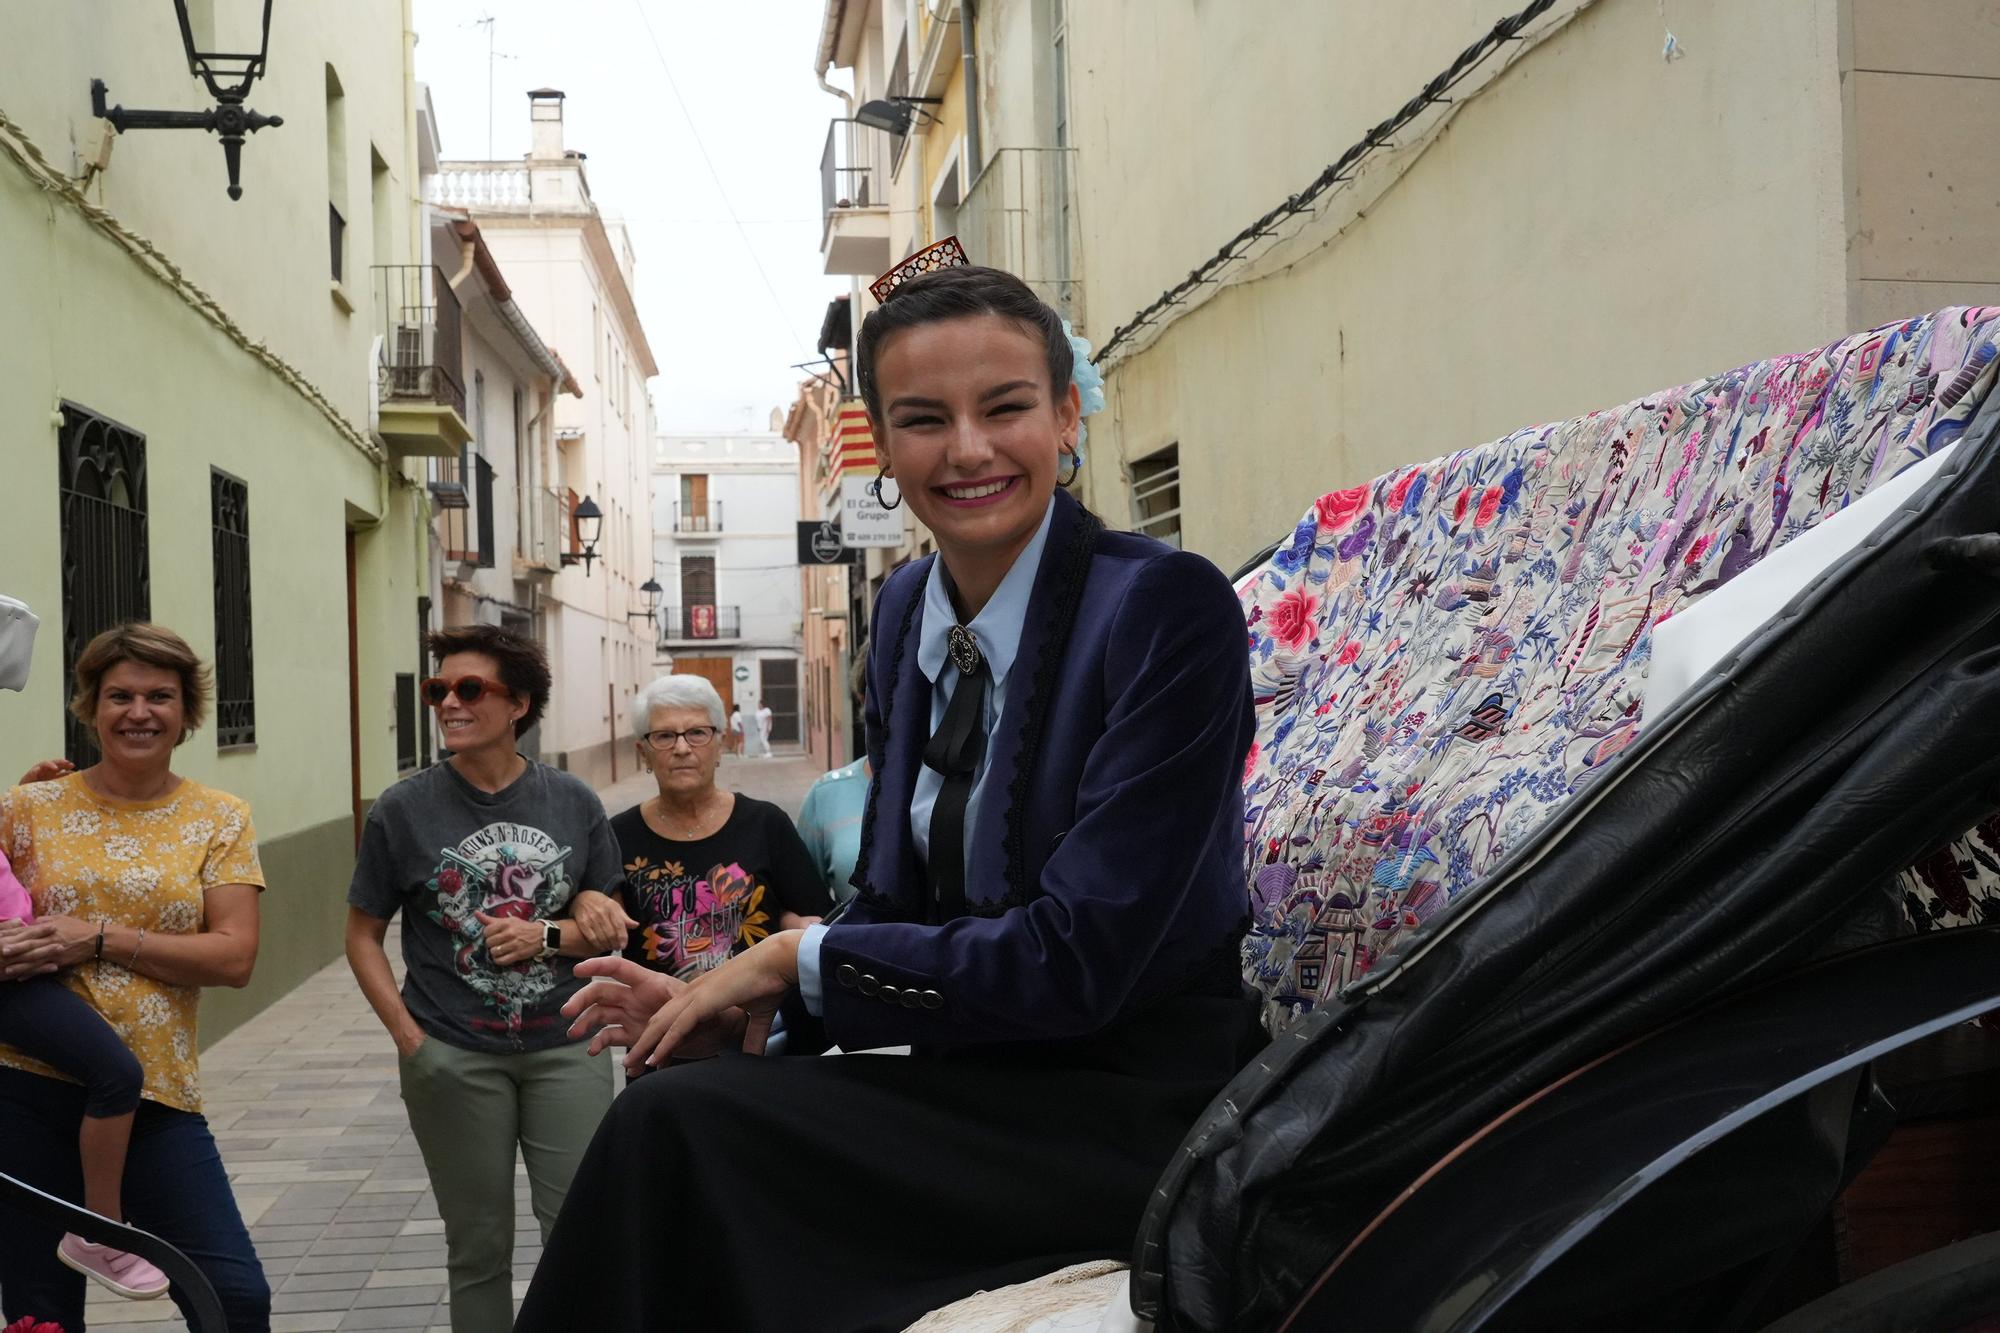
xmin=538 ymin=922 xmax=562 ymax=960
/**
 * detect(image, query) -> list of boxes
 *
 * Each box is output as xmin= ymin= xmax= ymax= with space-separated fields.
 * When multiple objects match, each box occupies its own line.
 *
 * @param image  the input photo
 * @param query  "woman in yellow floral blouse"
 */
xmin=0 ymin=623 xmax=270 ymax=1332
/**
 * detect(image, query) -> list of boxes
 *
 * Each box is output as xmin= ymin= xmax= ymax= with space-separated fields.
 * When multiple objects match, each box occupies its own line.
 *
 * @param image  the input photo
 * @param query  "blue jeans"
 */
xmin=0 ymin=1066 xmax=270 ymax=1332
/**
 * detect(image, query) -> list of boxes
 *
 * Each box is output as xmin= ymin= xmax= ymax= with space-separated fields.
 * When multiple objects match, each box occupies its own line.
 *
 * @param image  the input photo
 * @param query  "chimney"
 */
xmin=528 ymin=88 xmax=566 ymax=161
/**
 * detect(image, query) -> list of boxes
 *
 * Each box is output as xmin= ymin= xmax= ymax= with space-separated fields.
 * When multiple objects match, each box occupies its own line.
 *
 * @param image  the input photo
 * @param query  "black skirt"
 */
xmin=516 ymin=990 xmax=1261 ymax=1333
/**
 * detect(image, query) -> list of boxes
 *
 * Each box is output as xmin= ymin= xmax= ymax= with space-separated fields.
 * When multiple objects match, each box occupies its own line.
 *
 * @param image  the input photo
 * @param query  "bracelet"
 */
xmin=93 ymin=921 xmax=105 ymax=962
xmin=128 ymin=927 xmax=146 ymax=970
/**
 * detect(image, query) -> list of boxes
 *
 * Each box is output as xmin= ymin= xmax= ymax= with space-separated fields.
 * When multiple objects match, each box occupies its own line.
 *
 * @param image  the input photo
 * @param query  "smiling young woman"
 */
xmin=519 ymin=265 xmax=1264 ymax=1333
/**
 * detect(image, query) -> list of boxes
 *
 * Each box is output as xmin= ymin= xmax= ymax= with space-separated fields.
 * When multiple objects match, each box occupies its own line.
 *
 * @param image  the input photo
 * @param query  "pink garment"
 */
xmin=0 ymin=847 xmax=33 ymax=923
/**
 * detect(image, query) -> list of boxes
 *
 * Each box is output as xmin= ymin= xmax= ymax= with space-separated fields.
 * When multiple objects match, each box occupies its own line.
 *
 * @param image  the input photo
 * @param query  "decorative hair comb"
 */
xmin=869 ymin=235 xmax=970 ymax=302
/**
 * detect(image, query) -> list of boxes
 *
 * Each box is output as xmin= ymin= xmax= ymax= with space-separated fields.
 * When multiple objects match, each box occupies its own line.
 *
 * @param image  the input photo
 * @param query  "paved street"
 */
xmin=81 ymin=750 xmax=827 ymax=1331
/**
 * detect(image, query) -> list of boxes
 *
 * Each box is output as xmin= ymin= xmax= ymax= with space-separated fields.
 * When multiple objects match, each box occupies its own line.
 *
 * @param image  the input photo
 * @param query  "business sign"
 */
xmin=797 ymin=519 xmax=859 ymax=566
xmin=840 ymin=475 xmax=903 ymax=548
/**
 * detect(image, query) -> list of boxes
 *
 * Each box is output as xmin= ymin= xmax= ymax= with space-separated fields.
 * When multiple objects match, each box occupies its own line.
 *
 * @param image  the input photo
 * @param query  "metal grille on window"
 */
xmin=1130 ymin=445 xmax=1183 ymax=549
xmin=211 ymin=469 xmax=255 ymax=747
xmin=395 ymin=672 xmax=418 ymax=771
xmin=58 ymin=403 xmax=150 ymax=767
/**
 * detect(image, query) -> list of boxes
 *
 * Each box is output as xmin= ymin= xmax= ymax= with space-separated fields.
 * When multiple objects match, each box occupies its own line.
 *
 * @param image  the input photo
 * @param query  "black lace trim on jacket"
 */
xmin=848 ymin=578 xmax=927 ymax=910
xmin=987 ymin=504 xmax=1106 ymax=915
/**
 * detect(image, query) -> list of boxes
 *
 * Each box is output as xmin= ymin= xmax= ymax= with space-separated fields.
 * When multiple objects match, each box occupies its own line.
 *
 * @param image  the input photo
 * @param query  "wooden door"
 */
xmin=672 ymin=655 xmax=734 ymax=718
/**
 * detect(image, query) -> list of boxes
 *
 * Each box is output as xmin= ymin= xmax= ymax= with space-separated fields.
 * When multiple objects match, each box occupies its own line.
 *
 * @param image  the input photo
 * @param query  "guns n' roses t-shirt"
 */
xmin=609 ymin=796 xmax=830 ymax=981
xmin=347 ymin=759 xmax=624 ymax=1053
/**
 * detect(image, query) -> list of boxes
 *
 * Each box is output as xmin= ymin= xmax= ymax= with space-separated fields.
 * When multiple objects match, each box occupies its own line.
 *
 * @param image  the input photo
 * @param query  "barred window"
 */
xmin=57 ymin=402 xmax=150 ymax=766
xmin=211 ymin=469 xmax=255 ymax=747
xmin=1130 ymin=443 xmax=1182 ymax=549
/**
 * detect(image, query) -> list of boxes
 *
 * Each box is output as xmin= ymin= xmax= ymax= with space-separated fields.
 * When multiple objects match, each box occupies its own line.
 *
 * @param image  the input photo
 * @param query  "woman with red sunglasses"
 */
xmin=343 ymin=624 xmax=633 ymax=1333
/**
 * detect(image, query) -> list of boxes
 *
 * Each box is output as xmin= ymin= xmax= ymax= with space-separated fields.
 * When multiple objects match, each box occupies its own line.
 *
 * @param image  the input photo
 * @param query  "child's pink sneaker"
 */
xmin=56 ymin=1233 xmax=170 ymax=1299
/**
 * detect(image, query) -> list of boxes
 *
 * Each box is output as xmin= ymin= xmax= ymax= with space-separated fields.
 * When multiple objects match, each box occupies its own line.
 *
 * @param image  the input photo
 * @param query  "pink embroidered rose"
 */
xmin=1243 ymin=742 xmax=1262 ymax=783
xmin=1474 ymin=485 xmax=1503 ymax=528
xmin=1266 ymin=586 xmax=1320 ymax=652
xmin=1337 ymin=639 xmax=1363 ymax=667
xmin=1314 ymin=485 xmax=1370 ymax=533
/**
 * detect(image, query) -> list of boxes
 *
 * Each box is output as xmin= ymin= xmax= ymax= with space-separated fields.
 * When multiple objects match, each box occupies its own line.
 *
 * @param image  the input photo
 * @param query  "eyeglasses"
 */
xmin=421 ymin=675 xmax=514 ymax=708
xmin=643 ymin=726 xmax=719 ymax=751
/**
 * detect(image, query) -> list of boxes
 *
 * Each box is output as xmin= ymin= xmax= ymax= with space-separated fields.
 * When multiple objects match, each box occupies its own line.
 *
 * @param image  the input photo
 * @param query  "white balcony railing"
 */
xmin=429 ymin=164 xmax=531 ymax=209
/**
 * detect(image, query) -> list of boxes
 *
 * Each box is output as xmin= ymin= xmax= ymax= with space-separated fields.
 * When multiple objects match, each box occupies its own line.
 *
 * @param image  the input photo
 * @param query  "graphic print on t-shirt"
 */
xmin=623 ymin=856 xmax=772 ymax=980
xmin=425 ymin=821 xmax=574 ymax=1034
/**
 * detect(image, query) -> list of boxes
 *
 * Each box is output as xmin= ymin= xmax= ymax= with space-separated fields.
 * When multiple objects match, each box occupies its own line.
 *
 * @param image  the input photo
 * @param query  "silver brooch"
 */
xmin=946 ymin=624 xmax=984 ymax=676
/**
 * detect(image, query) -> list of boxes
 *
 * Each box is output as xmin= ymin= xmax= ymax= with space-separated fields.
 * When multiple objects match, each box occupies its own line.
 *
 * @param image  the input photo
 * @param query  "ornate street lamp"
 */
xmin=625 ymin=578 xmax=663 ymax=624
xmin=564 ymin=495 xmax=604 ymax=575
xmin=90 ymin=0 xmax=283 ymax=201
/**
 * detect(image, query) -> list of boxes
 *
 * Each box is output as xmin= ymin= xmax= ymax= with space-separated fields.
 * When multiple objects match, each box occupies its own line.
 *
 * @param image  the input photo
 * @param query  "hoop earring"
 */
xmin=868 ymin=475 xmax=903 ymax=511
xmin=1057 ymin=449 xmax=1080 ymax=488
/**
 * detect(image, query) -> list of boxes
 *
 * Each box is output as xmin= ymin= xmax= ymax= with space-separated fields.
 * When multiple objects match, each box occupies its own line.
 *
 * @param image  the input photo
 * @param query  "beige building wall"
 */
xmin=1845 ymin=0 xmax=2000 ymax=328
xmin=1068 ymin=0 xmax=1873 ymax=569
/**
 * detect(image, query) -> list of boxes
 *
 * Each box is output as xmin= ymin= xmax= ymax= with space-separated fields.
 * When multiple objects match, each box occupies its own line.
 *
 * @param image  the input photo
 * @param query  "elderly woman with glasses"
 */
xmin=343 ymin=624 xmax=632 ymax=1333
xmin=611 ymin=676 xmax=829 ymax=991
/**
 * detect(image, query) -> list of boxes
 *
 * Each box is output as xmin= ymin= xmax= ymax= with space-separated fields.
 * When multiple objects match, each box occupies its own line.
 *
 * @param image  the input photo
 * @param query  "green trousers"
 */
xmin=398 ymin=1034 xmax=614 ymax=1333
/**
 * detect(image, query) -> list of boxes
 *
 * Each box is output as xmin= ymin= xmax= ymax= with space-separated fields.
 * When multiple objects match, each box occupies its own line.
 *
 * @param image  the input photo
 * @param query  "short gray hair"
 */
xmin=631 ymin=674 xmax=726 ymax=739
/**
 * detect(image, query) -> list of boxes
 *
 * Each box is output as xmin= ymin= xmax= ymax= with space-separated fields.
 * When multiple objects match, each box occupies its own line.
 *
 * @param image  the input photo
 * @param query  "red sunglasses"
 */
xmin=420 ymin=675 xmax=515 ymax=708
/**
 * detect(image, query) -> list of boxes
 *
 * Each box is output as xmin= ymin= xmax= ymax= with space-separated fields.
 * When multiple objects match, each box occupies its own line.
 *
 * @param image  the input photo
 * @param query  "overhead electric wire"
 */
xmin=626 ymin=0 xmax=813 ymax=359
xmin=1093 ymin=0 xmax=1564 ymax=368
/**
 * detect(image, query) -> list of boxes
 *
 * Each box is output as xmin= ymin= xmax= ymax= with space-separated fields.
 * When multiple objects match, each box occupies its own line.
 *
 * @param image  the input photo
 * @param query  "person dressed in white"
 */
xmin=756 ymin=703 xmax=775 ymax=756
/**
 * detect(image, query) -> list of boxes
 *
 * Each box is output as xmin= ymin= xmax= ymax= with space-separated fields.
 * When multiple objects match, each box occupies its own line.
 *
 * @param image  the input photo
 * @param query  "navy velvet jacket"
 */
xmin=816 ymin=488 xmax=1255 ymax=1052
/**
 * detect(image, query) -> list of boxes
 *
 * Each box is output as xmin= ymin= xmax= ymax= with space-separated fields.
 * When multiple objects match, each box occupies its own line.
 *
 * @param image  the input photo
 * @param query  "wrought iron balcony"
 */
xmin=673 ymin=502 xmax=724 ymax=535
xmin=427 ymin=451 xmax=493 ymax=569
xmin=659 ymin=605 xmax=741 ymax=643
xmin=373 ymin=264 xmax=470 ymax=456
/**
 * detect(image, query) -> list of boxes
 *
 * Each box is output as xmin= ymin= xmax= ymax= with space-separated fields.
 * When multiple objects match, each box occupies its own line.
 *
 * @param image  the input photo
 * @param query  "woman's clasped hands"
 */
xmin=561 ymin=929 xmax=802 ymax=1074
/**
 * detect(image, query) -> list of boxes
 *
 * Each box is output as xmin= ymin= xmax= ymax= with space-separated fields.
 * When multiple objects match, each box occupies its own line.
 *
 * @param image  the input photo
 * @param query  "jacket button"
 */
xmin=899 ymin=988 xmax=921 ymax=1009
xmin=879 ymin=984 xmax=902 ymax=1004
xmin=859 ymin=974 xmax=880 ymax=997
xmin=835 ymin=964 xmax=859 ymax=989
xmin=920 ymin=990 xmax=944 ymax=1009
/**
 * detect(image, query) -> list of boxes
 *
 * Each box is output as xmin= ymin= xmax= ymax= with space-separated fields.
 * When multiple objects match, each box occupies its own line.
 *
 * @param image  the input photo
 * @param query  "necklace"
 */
xmin=652 ymin=791 xmax=723 ymax=841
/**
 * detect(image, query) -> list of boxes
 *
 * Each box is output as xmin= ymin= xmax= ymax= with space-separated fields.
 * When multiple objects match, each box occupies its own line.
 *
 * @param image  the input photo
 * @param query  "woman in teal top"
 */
xmin=795 ymin=757 xmax=870 ymax=904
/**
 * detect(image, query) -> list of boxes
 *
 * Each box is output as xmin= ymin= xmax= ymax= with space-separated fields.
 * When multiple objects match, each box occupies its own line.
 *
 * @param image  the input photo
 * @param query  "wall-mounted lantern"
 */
xmin=626 ymin=578 xmax=663 ymax=624
xmin=564 ymin=495 xmax=604 ymax=575
xmin=90 ymin=0 xmax=283 ymax=201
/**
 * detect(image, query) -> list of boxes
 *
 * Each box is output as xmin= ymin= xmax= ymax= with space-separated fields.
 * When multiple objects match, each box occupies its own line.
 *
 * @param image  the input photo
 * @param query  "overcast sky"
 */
xmin=412 ymin=0 xmax=849 ymax=433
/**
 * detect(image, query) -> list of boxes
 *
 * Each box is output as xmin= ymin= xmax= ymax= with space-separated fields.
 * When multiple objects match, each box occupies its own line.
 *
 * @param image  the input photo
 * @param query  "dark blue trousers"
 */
xmin=0 ymin=1066 xmax=270 ymax=1331
xmin=0 ymin=976 xmax=143 ymax=1116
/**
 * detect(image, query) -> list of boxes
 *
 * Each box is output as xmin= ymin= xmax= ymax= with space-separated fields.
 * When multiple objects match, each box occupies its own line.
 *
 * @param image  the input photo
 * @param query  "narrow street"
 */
xmin=83 ymin=753 xmax=825 ymax=1331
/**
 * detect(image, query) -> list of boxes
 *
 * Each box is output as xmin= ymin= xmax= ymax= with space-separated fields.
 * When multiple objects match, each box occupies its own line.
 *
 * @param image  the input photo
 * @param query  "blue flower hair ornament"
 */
xmin=1064 ymin=318 xmax=1105 ymax=463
